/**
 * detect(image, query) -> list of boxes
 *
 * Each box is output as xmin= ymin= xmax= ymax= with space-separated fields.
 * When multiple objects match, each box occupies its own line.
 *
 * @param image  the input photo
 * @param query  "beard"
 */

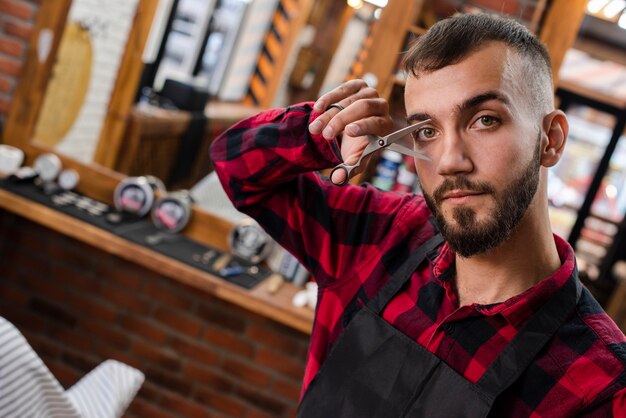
xmin=422 ymin=137 xmax=541 ymax=258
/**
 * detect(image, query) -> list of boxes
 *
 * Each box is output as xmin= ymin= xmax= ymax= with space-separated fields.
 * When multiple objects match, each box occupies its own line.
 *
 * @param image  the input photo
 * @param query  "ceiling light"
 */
xmin=587 ymin=0 xmax=610 ymax=14
xmin=364 ymin=0 xmax=388 ymax=7
xmin=618 ymin=10 xmax=626 ymax=28
xmin=606 ymin=184 xmax=618 ymax=199
xmin=603 ymin=0 xmax=626 ymax=18
xmin=347 ymin=0 xmax=363 ymax=9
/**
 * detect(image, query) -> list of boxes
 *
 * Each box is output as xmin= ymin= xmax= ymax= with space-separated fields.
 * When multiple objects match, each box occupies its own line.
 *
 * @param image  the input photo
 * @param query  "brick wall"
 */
xmin=0 ymin=0 xmax=39 ymax=125
xmin=0 ymin=209 xmax=309 ymax=418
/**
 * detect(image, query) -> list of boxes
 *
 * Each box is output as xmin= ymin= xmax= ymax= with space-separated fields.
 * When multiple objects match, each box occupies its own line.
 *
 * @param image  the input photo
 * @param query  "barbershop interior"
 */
xmin=1 ymin=0 xmax=626 ymax=416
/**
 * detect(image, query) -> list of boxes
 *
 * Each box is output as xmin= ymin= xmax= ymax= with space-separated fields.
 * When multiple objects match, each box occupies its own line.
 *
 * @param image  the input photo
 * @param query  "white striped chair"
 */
xmin=0 ymin=316 xmax=144 ymax=418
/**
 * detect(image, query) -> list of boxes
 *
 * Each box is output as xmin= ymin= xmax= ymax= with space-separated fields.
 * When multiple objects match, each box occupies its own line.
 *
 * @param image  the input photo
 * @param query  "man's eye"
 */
xmin=412 ymin=127 xmax=437 ymax=142
xmin=475 ymin=115 xmax=499 ymax=128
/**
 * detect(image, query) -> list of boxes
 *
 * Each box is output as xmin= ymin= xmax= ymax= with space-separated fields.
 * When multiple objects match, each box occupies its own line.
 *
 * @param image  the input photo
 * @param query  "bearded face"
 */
xmin=422 ymin=137 xmax=541 ymax=257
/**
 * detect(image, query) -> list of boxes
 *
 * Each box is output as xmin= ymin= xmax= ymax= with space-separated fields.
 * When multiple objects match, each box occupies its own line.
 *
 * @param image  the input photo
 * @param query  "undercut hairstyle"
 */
xmin=403 ymin=13 xmax=554 ymax=115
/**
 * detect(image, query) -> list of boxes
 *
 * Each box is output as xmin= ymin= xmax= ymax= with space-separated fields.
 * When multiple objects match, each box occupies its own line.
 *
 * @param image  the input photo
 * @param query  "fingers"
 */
xmin=313 ymin=79 xmax=369 ymax=113
xmin=330 ymin=156 xmax=368 ymax=186
xmin=326 ymin=99 xmax=392 ymax=140
xmin=338 ymin=108 xmax=393 ymax=138
xmin=309 ymin=80 xmax=385 ymax=137
xmin=330 ymin=166 xmax=348 ymax=186
xmin=310 ymin=96 xmax=391 ymax=139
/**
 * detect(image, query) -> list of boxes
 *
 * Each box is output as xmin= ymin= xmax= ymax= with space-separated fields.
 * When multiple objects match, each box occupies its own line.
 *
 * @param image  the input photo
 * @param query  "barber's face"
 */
xmin=404 ymin=43 xmax=543 ymax=257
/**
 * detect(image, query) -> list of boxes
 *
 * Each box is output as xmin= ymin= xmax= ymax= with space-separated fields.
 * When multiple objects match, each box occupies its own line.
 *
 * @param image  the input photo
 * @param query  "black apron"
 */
xmin=298 ymin=234 xmax=581 ymax=418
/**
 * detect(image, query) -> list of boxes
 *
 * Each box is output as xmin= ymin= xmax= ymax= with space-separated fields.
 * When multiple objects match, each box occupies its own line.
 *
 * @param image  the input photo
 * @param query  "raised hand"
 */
xmin=308 ymin=79 xmax=393 ymax=185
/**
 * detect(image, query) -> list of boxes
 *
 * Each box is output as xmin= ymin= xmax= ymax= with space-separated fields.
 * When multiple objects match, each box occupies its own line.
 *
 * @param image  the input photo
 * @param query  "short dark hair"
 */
xmin=402 ymin=13 xmax=554 ymax=113
xmin=403 ymin=13 xmax=551 ymax=75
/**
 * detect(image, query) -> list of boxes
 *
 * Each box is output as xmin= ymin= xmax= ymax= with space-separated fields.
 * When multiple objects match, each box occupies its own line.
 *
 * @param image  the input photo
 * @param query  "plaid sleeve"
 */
xmin=578 ymin=387 xmax=626 ymax=417
xmin=210 ymin=102 xmax=420 ymax=287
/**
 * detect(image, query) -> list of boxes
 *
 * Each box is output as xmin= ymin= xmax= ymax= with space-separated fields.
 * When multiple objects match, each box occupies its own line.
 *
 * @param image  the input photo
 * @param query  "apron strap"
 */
xmin=367 ymin=233 xmax=444 ymax=315
xmin=476 ymin=267 xmax=582 ymax=400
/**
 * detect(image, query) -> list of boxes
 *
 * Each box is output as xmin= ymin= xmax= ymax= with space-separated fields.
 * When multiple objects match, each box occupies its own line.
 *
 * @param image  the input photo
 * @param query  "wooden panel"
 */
xmin=307 ymin=5 xmax=354 ymax=98
xmin=539 ymin=0 xmax=588 ymax=86
xmin=114 ymin=106 xmax=190 ymax=178
xmin=274 ymin=10 xmax=290 ymax=35
xmin=258 ymin=54 xmax=273 ymax=79
xmin=558 ymin=79 xmax=626 ymax=110
xmin=354 ymin=0 xmax=422 ymax=97
xmin=93 ymin=0 xmax=159 ymax=168
xmin=529 ymin=0 xmax=549 ymax=33
xmin=261 ymin=0 xmax=315 ymax=108
xmin=2 ymin=0 xmax=73 ymax=148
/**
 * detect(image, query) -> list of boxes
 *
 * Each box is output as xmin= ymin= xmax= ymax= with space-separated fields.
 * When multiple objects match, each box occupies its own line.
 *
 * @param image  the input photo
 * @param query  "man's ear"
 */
xmin=540 ymin=110 xmax=568 ymax=167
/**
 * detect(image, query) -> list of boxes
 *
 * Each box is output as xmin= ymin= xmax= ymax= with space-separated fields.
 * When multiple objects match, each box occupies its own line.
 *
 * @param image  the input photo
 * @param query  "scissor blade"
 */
xmin=384 ymin=119 xmax=432 ymax=143
xmin=386 ymin=143 xmax=431 ymax=161
xmin=360 ymin=140 xmax=384 ymax=161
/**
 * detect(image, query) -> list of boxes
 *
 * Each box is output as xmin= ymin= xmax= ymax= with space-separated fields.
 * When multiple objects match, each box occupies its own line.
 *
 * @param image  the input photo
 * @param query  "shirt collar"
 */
xmin=430 ymin=234 xmax=577 ymax=328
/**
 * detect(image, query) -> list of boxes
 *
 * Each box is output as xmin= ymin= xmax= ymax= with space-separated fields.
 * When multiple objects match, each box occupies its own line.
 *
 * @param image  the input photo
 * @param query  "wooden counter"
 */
xmin=0 ymin=187 xmax=314 ymax=334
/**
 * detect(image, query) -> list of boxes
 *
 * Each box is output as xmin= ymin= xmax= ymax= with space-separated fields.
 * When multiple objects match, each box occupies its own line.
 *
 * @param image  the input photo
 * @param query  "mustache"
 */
xmin=432 ymin=176 xmax=496 ymax=204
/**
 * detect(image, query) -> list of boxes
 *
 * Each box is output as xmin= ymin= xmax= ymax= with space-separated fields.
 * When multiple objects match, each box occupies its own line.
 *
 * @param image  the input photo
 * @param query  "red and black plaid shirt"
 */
xmin=211 ymin=103 xmax=626 ymax=416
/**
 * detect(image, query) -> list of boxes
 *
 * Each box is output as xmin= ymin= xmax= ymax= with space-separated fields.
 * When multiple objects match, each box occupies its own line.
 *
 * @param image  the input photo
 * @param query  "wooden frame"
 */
xmin=3 ymin=0 xmax=72 ymax=150
xmin=539 ymin=0 xmax=588 ymax=86
xmin=2 ymin=0 xmax=159 ymax=203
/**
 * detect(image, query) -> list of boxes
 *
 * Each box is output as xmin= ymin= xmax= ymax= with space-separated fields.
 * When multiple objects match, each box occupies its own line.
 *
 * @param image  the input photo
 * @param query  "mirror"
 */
xmin=2 ymin=0 xmax=288 ymax=197
xmin=3 ymin=0 xmax=159 ymax=184
xmin=2 ymin=0 xmax=396 ymax=200
xmin=0 ymin=0 xmax=239 ymax=247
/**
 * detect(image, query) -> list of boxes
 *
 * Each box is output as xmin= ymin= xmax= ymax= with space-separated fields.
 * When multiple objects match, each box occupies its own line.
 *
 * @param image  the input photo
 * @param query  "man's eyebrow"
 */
xmin=406 ymin=113 xmax=432 ymax=124
xmin=457 ymin=91 xmax=510 ymax=114
xmin=406 ymin=91 xmax=511 ymax=124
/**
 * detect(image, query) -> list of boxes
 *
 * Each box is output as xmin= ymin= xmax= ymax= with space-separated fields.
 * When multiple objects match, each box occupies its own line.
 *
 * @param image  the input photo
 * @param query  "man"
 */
xmin=211 ymin=13 xmax=626 ymax=417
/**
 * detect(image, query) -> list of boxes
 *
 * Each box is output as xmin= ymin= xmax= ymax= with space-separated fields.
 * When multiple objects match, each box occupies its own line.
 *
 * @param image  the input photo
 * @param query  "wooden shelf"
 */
xmin=558 ymin=79 xmax=626 ymax=111
xmin=0 ymin=188 xmax=315 ymax=335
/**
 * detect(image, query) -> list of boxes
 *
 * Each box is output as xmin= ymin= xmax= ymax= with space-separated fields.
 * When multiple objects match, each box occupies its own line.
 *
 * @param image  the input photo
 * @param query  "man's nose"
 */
xmin=436 ymin=131 xmax=474 ymax=176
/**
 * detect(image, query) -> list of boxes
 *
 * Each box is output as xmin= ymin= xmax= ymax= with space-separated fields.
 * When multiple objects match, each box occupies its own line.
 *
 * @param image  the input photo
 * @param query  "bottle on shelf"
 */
xmin=392 ymin=163 xmax=419 ymax=194
xmin=372 ymin=150 xmax=403 ymax=191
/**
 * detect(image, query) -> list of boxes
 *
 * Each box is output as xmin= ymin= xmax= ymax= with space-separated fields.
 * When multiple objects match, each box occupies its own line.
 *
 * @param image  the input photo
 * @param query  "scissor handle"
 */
xmin=330 ymin=163 xmax=355 ymax=186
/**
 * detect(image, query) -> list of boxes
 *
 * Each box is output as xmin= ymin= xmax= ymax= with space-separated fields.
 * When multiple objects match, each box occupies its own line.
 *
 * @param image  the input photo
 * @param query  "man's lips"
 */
xmin=441 ymin=190 xmax=486 ymax=203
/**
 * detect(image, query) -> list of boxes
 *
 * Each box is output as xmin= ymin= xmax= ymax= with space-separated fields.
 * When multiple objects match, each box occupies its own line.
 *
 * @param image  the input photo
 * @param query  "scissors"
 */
xmin=330 ymin=119 xmax=432 ymax=186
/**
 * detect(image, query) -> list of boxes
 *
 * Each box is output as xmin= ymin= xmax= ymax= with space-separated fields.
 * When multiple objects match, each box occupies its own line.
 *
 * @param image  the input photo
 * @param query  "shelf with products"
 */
xmin=548 ymin=110 xmax=626 ymax=225
xmin=549 ymin=204 xmax=619 ymax=279
xmin=550 ymin=201 xmax=621 ymax=291
xmin=551 ymin=43 xmax=626 ymax=297
xmin=548 ymin=100 xmax=626 ymax=282
xmin=555 ymin=49 xmax=626 ymax=258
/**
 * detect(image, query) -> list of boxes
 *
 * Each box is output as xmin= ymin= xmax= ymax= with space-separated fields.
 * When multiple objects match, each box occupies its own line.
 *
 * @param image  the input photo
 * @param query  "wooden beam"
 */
xmin=307 ymin=4 xmax=354 ymax=98
xmin=2 ymin=0 xmax=72 ymax=148
xmin=539 ymin=0 xmax=587 ymax=86
xmin=93 ymin=0 xmax=159 ymax=168
xmin=356 ymin=0 xmax=422 ymax=99
xmin=263 ymin=0 xmax=315 ymax=108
